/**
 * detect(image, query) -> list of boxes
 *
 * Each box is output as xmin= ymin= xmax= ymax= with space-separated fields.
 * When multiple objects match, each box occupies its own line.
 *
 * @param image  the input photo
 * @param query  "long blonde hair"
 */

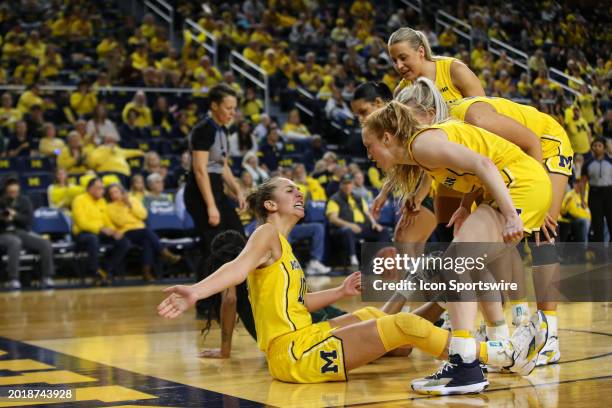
xmin=395 ymin=77 xmax=450 ymax=123
xmin=388 ymin=27 xmax=435 ymax=61
xmin=363 ymin=101 xmax=428 ymax=200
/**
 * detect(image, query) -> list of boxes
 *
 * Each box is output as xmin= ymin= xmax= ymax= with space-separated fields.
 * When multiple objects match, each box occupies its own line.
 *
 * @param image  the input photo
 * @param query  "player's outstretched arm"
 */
xmin=158 ymin=225 xmax=276 ymax=319
xmin=304 ymin=271 xmax=361 ymax=312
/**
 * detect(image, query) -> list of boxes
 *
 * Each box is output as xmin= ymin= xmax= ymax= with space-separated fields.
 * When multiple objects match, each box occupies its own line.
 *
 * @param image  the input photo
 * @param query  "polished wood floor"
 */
xmin=0 ymin=281 xmax=610 ymax=407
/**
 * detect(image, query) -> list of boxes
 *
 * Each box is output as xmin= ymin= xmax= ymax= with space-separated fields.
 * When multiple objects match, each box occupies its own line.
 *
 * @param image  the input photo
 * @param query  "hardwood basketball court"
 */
xmin=0 ymin=281 xmax=610 ymax=407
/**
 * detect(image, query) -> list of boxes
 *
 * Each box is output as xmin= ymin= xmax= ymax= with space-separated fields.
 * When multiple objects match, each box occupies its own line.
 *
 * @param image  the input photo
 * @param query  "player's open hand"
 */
xmin=157 ymin=285 xmax=198 ymax=319
xmin=447 ymin=206 xmax=470 ymax=236
xmin=341 ymin=271 xmax=362 ymax=296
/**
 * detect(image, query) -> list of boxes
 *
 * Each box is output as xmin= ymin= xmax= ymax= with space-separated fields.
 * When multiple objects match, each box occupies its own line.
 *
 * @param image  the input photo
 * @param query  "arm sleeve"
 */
xmin=14 ymin=196 xmax=33 ymax=230
xmin=73 ymin=197 xmax=103 ymax=234
xmin=326 ymin=200 xmax=339 ymax=217
xmin=131 ymin=198 xmax=148 ymax=220
xmin=191 ymin=122 xmax=215 ymax=151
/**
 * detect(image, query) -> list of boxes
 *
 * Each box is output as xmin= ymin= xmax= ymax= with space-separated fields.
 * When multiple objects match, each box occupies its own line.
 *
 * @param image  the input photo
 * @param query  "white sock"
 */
xmin=450 ymin=335 xmax=476 ymax=363
xmin=486 ymin=324 xmax=510 ymax=341
xmin=544 ymin=313 xmax=558 ymax=338
xmin=485 ymin=340 xmax=513 ymax=367
xmin=350 ymin=255 xmax=359 ymax=265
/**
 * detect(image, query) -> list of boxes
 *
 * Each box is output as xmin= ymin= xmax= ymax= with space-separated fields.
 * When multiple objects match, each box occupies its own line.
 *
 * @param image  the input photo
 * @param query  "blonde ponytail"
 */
xmin=388 ymin=27 xmax=434 ymax=61
xmin=395 ymin=77 xmax=450 ymax=123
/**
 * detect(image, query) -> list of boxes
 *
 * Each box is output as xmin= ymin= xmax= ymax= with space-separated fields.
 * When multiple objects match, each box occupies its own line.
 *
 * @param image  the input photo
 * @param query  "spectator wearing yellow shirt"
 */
xmin=283 ymin=109 xmax=311 ymax=139
xmin=48 ymin=168 xmax=82 ymax=211
xmin=231 ymin=24 xmax=250 ymax=47
xmin=58 ymin=131 xmax=92 ymax=174
xmin=221 ymin=70 xmax=244 ymax=99
xmin=191 ymin=72 xmax=209 ymax=98
xmin=326 ymin=174 xmax=390 ymax=268
xmin=122 ymin=91 xmax=153 ymax=128
xmin=106 ymin=183 xmax=180 ymax=281
xmin=193 ymin=55 xmax=222 ymax=86
xmin=493 ymin=70 xmax=512 ymax=95
xmin=292 ymin=163 xmax=326 ymax=201
xmin=350 ymin=0 xmax=373 ymax=18
xmin=559 ymin=179 xmax=590 ymax=244
xmin=156 ymin=47 xmax=181 ymax=76
xmin=23 ymin=30 xmax=45 ymax=61
xmin=88 ymin=133 xmax=144 ymax=177
xmin=470 ymin=41 xmax=486 ymax=69
xmin=38 ymin=123 xmax=66 ymax=157
xmin=242 ymin=41 xmax=262 ymax=65
xmin=0 ymin=93 xmax=22 ymax=130
xmin=249 ymin=25 xmax=273 ymax=47
xmin=131 ymin=43 xmax=150 ymax=71
xmin=17 ymin=84 xmax=43 ymax=114
xmin=13 ymin=56 xmax=38 ymax=86
xmin=578 ymin=84 xmax=597 ymax=130
xmin=330 ymin=19 xmax=351 ymax=44
xmin=140 ymin=14 xmax=156 ymax=39
xmin=129 ymin=174 xmax=146 ymax=202
xmin=50 ymin=13 xmax=70 ymax=37
xmin=70 ymin=80 xmax=98 ymax=118
xmin=566 ymin=105 xmax=592 ymax=155
xmin=260 ymin=48 xmax=279 ymax=76
xmin=96 ymin=34 xmax=119 ymax=60
xmin=150 ymin=27 xmax=170 ymax=55
xmin=517 ymin=72 xmax=532 ymax=97
xmin=39 ymin=45 xmax=63 ymax=80
xmin=240 ymin=87 xmax=264 ymax=122
xmin=2 ymin=35 xmax=22 ymax=63
xmin=438 ymin=25 xmax=457 ymax=50
xmin=69 ymin=11 xmax=93 ymax=40
xmin=528 ymin=49 xmax=548 ymax=73
xmin=72 ymin=178 xmax=130 ymax=283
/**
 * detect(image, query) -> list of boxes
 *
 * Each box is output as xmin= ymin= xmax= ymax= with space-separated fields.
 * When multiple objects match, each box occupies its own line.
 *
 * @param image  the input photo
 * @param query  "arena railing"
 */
xmin=295 ymin=87 xmax=315 ymax=119
xmin=548 ymin=67 xmax=584 ymax=97
xmin=0 ymin=84 xmax=197 ymax=95
xmin=229 ymin=51 xmax=270 ymax=115
xmin=143 ymin=0 xmax=175 ymax=45
xmin=488 ymin=38 xmax=530 ymax=76
xmin=399 ymin=0 xmax=423 ymax=16
xmin=435 ymin=10 xmax=473 ymax=49
xmin=435 ymin=10 xmax=582 ymax=99
xmin=184 ymin=18 xmax=219 ymax=67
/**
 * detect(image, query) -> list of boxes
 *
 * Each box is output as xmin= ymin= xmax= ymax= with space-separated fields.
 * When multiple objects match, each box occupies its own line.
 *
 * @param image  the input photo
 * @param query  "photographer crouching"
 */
xmin=0 ymin=177 xmax=54 ymax=289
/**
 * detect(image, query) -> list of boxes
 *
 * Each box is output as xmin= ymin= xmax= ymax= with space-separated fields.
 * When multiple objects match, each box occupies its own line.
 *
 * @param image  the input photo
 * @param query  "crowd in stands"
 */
xmin=0 ymin=0 xmax=609 ymax=289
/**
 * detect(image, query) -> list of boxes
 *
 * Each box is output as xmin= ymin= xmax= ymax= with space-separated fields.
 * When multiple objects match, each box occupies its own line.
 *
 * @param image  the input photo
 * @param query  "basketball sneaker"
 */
xmin=535 ymin=335 xmax=560 ymax=366
xmin=511 ymin=303 xmax=531 ymax=327
xmin=487 ymin=310 xmax=549 ymax=376
xmin=411 ymin=354 xmax=489 ymax=395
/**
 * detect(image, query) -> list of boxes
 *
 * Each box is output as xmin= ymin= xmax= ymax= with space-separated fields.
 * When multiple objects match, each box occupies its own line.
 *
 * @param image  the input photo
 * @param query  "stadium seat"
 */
xmin=18 ymin=157 xmax=54 ymax=172
xmin=378 ymin=200 xmax=397 ymax=228
xmin=20 ymin=173 xmax=52 ymax=191
xmin=304 ymin=200 xmax=327 ymax=223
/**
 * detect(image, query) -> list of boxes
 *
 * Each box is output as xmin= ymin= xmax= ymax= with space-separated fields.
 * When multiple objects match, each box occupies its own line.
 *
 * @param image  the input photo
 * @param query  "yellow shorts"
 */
xmin=485 ymin=156 xmax=552 ymax=234
xmin=266 ymin=322 xmax=347 ymax=383
xmin=541 ymin=120 xmax=574 ymax=176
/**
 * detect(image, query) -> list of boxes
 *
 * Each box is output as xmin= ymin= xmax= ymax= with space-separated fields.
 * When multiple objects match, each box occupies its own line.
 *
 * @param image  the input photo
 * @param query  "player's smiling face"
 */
xmin=389 ymin=42 xmax=425 ymax=82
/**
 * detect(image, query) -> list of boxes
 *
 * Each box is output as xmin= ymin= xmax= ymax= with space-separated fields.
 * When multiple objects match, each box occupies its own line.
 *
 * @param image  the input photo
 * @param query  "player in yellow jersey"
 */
xmin=397 ymin=79 xmax=572 ymax=364
xmin=351 ymin=81 xmax=444 ymax=321
xmin=362 ymin=101 xmax=550 ymax=394
xmin=387 ymin=27 xmax=485 ymax=243
xmin=158 ymin=177 xmax=544 ymax=392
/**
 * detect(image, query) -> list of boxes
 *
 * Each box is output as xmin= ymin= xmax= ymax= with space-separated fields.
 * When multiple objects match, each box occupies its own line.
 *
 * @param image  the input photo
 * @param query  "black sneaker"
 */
xmin=411 ymin=354 xmax=489 ymax=395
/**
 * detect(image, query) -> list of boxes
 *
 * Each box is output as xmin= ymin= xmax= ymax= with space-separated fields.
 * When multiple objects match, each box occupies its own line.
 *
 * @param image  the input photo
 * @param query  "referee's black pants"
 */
xmin=184 ymin=173 xmax=245 ymax=280
xmin=588 ymin=185 xmax=612 ymax=243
